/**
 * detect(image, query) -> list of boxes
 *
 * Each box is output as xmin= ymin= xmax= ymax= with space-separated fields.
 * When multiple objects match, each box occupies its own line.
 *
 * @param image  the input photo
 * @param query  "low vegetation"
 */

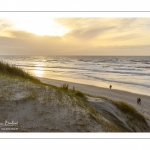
xmin=109 ymin=97 xmax=145 ymax=123
xmin=85 ymin=94 xmax=148 ymax=128
xmin=0 ymin=61 xmax=40 ymax=83
xmin=114 ymin=101 xmax=147 ymax=124
xmin=61 ymin=83 xmax=69 ymax=91
xmin=75 ymin=91 xmax=87 ymax=100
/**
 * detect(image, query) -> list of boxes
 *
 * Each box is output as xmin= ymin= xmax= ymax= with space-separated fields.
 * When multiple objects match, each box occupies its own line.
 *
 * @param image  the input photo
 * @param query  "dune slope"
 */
xmin=0 ymin=76 xmax=149 ymax=132
xmin=0 ymin=76 xmax=122 ymax=132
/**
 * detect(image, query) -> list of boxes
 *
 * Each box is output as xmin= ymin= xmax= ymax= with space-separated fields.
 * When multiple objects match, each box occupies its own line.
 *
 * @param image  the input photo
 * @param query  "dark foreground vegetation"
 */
xmin=0 ymin=61 xmax=40 ymax=83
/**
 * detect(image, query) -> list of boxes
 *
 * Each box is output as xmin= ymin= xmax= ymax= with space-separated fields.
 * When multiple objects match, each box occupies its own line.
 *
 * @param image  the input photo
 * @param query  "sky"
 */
xmin=0 ymin=13 xmax=150 ymax=55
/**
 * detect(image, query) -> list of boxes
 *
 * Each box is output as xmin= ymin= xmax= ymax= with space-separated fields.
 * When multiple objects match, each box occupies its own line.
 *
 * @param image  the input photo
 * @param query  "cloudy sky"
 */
xmin=0 ymin=13 xmax=150 ymax=55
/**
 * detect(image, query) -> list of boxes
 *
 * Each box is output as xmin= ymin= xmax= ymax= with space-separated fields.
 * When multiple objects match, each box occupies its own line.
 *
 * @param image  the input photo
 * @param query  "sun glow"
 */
xmin=33 ymin=61 xmax=44 ymax=77
xmin=14 ymin=17 xmax=69 ymax=36
xmin=0 ymin=13 xmax=69 ymax=36
xmin=34 ymin=69 xmax=44 ymax=77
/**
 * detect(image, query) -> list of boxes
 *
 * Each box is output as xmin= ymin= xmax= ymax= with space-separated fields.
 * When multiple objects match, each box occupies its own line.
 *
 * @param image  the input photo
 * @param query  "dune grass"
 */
xmin=105 ymin=97 xmax=147 ymax=123
xmin=0 ymin=61 xmax=41 ymax=83
xmin=75 ymin=91 xmax=87 ymax=100
xmin=61 ymin=83 xmax=69 ymax=91
xmin=58 ymin=83 xmax=148 ymax=127
xmin=114 ymin=101 xmax=147 ymax=123
xmin=85 ymin=94 xmax=148 ymax=126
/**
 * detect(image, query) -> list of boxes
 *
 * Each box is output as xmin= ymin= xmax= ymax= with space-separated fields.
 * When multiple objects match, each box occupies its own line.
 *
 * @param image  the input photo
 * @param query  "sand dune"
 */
xmin=0 ymin=76 xmax=122 ymax=132
xmin=0 ymin=75 xmax=149 ymax=132
xmin=40 ymin=77 xmax=150 ymax=126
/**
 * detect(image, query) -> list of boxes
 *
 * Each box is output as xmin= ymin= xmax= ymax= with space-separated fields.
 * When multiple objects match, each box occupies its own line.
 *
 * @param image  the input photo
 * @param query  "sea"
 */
xmin=0 ymin=55 xmax=150 ymax=96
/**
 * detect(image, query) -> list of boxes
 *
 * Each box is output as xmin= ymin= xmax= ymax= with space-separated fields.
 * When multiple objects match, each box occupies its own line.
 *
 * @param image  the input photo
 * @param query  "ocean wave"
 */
xmin=137 ymin=66 xmax=150 ymax=69
xmin=17 ymin=64 xmax=150 ymax=76
xmin=103 ymin=70 xmax=149 ymax=76
xmin=114 ymin=68 xmax=141 ymax=71
xmin=2 ymin=56 xmax=150 ymax=88
xmin=130 ymin=60 xmax=141 ymax=62
xmin=84 ymin=74 xmax=150 ymax=88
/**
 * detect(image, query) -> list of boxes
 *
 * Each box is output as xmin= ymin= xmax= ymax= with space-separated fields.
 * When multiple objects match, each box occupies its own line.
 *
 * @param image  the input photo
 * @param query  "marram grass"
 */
xmin=85 ymin=93 xmax=148 ymax=126
xmin=0 ymin=61 xmax=40 ymax=83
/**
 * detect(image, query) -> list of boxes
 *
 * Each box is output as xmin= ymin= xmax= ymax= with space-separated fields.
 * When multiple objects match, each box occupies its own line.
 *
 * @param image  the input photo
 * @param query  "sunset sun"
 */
xmin=16 ymin=18 xmax=69 ymax=36
xmin=0 ymin=13 xmax=69 ymax=36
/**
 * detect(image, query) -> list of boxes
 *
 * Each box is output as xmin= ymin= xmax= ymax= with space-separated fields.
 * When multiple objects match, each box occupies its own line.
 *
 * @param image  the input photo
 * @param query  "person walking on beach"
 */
xmin=73 ymin=86 xmax=75 ymax=92
xmin=109 ymin=85 xmax=112 ymax=89
xmin=137 ymin=98 xmax=141 ymax=105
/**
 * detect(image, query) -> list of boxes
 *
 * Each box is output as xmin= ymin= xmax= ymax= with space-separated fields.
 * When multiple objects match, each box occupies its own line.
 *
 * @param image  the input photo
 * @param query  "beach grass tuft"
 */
xmin=114 ymin=101 xmax=147 ymax=123
xmin=61 ymin=83 xmax=69 ymax=91
xmin=75 ymin=91 xmax=87 ymax=100
xmin=85 ymin=94 xmax=148 ymax=127
xmin=0 ymin=61 xmax=41 ymax=83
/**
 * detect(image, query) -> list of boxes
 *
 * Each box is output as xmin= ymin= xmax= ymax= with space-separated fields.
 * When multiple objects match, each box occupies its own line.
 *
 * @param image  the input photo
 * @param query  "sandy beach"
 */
xmin=40 ymin=77 xmax=150 ymax=123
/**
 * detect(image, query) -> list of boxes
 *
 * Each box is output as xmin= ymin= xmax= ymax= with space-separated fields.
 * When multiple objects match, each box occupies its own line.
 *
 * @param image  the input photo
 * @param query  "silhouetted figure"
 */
xmin=73 ymin=86 xmax=75 ymax=92
xmin=137 ymin=98 xmax=141 ymax=105
xmin=109 ymin=85 xmax=112 ymax=89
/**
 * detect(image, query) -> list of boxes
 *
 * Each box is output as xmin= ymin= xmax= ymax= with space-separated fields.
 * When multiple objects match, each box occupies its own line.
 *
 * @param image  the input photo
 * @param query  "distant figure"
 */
xmin=109 ymin=85 xmax=112 ymax=89
xmin=137 ymin=98 xmax=141 ymax=105
xmin=73 ymin=86 xmax=75 ymax=92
